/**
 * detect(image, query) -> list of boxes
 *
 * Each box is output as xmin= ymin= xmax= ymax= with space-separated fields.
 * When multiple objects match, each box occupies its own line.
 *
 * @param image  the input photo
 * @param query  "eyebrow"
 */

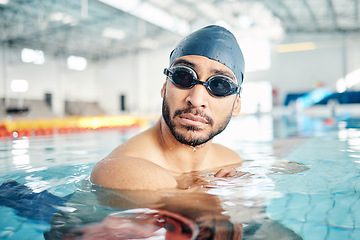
xmin=213 ymin=69 xmax=236 ymax=81
xmin=172 ymin=59 xmax=195 ymax=68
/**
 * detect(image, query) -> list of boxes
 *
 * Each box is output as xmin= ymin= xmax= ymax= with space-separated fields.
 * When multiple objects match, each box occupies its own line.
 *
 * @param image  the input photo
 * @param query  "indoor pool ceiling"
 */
xmin=0 ymin=0 xmax=359 ymax=62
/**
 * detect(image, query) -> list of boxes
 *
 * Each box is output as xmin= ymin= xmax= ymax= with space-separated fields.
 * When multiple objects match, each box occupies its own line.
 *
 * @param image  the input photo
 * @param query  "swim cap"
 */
xmin=169 ymin=25 xmax=245 ymax=85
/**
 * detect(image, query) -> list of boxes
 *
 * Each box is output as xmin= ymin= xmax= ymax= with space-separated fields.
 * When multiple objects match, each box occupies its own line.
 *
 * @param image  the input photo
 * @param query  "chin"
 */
xmin=173 ymin=127 xmax=212 ymax=146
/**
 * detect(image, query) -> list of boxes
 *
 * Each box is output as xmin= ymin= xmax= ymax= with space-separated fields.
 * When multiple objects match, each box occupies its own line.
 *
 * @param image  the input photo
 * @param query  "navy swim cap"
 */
xmin=169 ymin=25 xmax=245 ymax=85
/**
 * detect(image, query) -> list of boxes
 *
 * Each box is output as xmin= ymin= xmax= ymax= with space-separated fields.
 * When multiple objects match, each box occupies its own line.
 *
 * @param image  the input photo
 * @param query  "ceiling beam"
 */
xmin=262 ymin=0 xmax=298 ymax=32
xmin=276 ymin=0 xmax=297 ymax=26
xmin=326 ymin=0 xmax=338 ymax=30
xmin=355 ymin=0 xmax=359 ymax=25
xmin=302 ymin=0 xmax=319 ymax=30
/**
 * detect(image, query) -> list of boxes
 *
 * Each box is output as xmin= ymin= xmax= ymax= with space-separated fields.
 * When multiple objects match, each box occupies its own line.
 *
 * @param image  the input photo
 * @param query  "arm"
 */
xmin=90 ymin=157 xmax=178 ymax=190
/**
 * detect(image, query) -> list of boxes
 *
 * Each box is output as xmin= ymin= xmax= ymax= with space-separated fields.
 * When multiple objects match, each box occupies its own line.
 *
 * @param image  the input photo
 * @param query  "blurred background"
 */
xmin=0 ymin=0 xmax=360 ymax=122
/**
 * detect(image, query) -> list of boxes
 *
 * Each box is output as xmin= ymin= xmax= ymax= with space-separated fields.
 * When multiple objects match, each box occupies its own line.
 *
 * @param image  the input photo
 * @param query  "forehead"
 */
xmin=172 ymin=55 xmax=237 ymax=82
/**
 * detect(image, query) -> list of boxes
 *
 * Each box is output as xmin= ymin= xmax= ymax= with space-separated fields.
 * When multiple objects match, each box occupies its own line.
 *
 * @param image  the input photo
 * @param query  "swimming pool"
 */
xmin=0 ymin=114 xmax=359 ymax=239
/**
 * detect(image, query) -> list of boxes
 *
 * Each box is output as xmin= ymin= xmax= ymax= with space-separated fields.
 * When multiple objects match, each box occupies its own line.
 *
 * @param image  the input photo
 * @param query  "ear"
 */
xmin=232 ymin=96 xmax=241 ymax=117
xmin=161 ymin=82 xmax=166 ymax=98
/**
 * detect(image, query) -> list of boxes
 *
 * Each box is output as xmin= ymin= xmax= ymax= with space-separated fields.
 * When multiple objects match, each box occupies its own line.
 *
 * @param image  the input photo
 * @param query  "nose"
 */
xmin=185 ymin=83 xmax=209 ymax=108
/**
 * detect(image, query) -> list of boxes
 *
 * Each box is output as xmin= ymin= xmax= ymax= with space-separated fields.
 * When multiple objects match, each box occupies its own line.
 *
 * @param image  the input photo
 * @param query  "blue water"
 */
xmin=267 ymin=131 xmax=360 ymax=239
xmin=0 ymin=115 xmax=360 ymax=239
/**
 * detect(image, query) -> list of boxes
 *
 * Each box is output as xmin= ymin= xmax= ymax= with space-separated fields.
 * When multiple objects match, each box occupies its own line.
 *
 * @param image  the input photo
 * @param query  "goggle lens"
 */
xmin=164 ymin=66 xmax=239 ymax=98
xmin=171 ymin=67 xmax=194 ymax=89
xmin=208 ymin=76 xmax=233 ymax=96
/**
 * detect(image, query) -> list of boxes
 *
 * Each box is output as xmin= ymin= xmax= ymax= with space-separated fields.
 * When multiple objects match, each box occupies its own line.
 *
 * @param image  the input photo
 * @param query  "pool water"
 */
xmin=0 ymin=114 xmax=360 ymax=239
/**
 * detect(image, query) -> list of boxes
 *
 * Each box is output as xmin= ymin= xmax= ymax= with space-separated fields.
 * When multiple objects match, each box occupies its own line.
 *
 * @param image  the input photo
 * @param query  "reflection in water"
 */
xmin=12 ymin=154 xmax=30 ymax=166
xmin=12 ymin=138 xmax=31 ymax=170
xmin=63 ymin=208 xmax=200 ymax=240
xmin=45 ymin=167 xmax=304 ymax=240
xmin=12 ymin=138 xmax=30 ymax=149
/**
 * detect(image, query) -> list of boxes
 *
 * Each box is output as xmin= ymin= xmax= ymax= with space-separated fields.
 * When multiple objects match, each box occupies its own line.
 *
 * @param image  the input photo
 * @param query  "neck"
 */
xmin=157 ymin=118 xmax=212 ymax=173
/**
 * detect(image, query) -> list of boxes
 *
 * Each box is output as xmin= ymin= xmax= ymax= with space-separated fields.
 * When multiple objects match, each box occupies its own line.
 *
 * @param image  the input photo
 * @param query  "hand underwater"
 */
xmin=175 ymin=167 xmax=247 ymax=190
xmin=214 ymin=167 xmax=247 ymax=178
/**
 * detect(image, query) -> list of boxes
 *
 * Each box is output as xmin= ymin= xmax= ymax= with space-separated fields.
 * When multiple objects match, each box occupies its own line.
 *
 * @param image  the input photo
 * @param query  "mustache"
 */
xmin=173 ymin=107 xmax=214 ymax=126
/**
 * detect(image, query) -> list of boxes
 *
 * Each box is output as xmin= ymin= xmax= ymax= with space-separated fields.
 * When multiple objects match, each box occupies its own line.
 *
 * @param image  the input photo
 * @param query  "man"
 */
xmin=91 ymin=25 xmax=245 ymax=190
xmin=49 ymin=26 xmax=302 ymax=240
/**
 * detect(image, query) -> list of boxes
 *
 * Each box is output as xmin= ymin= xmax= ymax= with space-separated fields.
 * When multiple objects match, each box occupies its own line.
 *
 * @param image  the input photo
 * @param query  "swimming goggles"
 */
xmin=163 ymin=65 xmax=240 ymax=98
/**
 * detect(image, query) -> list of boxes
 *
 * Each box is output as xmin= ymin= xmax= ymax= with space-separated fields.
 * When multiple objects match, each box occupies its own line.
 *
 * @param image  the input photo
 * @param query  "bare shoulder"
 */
xmin=90 ymin=157 xmax=177 ymax=190
xmin=90 ymin=122 xmax=176 ymax=190
xmin=210 ymin=143 xmax=242 ymax=166
xmin=107 ymin=123 xmax=162 ymax=162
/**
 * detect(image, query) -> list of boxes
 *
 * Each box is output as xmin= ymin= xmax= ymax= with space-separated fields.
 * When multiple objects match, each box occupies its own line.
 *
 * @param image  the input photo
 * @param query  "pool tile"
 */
xmin=349 ymin=228 xmax=360 ymax=240
xmin=327 ymin=193 xmax=357 ymax=228
xmin=301 ymin=222 xmax=328 ymax=240
xmin=326 ymin=226 xmax=355 ymax=240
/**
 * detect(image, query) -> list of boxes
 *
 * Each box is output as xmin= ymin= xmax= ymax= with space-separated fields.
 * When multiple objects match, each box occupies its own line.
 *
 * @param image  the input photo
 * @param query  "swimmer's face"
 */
xmin=161 ymin=55 xmax=241 ymax=146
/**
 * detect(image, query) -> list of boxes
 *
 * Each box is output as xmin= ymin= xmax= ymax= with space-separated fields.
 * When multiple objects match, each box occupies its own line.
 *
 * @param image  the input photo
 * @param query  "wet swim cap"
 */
xmin=169 ymin=25 xmax=245 ymax=85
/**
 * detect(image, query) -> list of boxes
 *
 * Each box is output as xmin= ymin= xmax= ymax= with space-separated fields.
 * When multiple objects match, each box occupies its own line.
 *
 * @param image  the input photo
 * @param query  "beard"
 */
xmin=162 ymin=93 xmax=232 ymax=147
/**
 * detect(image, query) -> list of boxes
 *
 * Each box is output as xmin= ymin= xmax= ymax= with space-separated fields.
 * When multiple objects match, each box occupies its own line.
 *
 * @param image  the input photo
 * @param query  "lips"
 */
xmin=179 ymin=113 xmax=209 ymax=127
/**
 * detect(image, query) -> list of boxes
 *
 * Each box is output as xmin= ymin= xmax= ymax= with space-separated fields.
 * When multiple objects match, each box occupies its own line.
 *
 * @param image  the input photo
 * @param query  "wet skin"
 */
xmin=90 ymin=55 xmax=242 ymax=191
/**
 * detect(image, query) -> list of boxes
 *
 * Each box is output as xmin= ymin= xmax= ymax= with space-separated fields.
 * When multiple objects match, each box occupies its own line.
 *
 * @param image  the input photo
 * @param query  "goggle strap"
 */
xmin=163 ymin=68 xmax=172 ymax=77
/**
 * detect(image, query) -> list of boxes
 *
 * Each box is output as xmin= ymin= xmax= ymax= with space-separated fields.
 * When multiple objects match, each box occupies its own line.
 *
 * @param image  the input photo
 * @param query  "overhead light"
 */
xmin=238 ymin=15 xmax=253 ymax=29
xmin=98 ymin=0 xmax=140 ymax=12
xmin=50 ymin=12 xmax=77 ymax=25
xmin=50 ymin=12 xmax=65 ymax=22
xmin=11 ymin=79 xmax=29 ymax=93
xmin=102 ymin=27 xmax=125 ymax=40
xmin=277 ymin=42 xmax=315 ymax=52
xmin=67 ymin=55 xmax=87 ymax=71
xmin=0 ymin=0 xmax=9 ymax=4
xmin=98 ymin=0 xmax=190 ymax=35
xmin=21 ymin=48 xmax=45 ymax=65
